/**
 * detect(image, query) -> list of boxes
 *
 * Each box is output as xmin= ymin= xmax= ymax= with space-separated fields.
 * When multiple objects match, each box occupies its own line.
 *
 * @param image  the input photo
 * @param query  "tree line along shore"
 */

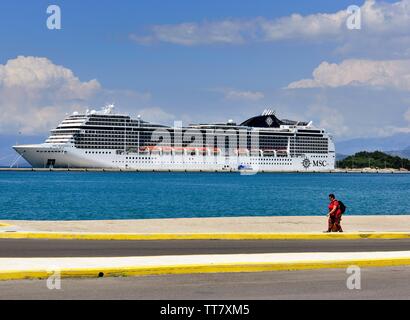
xmin=337 ymin=151 xmax=410 ymax=170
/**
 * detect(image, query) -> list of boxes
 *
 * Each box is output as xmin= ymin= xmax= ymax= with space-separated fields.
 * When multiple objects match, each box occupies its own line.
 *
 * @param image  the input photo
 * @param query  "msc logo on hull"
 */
xmin=313 ymin=160 xmax=327 ymax=167
xmin=302 ymin=158 xmax=327 ymax=169
xmin=302 ymin=158 xmax=311 ymax=169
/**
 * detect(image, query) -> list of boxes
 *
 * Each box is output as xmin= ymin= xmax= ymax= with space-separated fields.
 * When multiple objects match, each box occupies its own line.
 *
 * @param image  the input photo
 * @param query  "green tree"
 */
xmin=338 ymin=151 xmax=410 ymax=170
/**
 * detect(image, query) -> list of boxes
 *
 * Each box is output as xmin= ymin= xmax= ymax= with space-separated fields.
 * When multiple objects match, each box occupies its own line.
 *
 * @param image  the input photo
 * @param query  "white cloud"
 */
xmin=260 ymin=11 xmax=346 ymax=41
xmin=269 ymin=81 xmax=410 ymax=139
xmin=130 ymin=0 xmax=410 ymax=47
xmin=360 ymin=0 xmax=410 ymax=35
xmin=0 ymin=56 xmax=100 ymax=98
xmin=130 ymin=15 xmax=341 ymax=46
xmin=130 ymin=20 xmax=254 ymax=46
xmin=103 ymin=89 xmax=151 ymax=101
xmin=306 ymin=105 xmax=349 ymax=137
xmin=136 ymin=107 xmax=175 ymax=124
xmin=0 ymin=56 xmax=101 ymax=134
xmin=208 ymin=88 xmax=265 ymax=102
xmin=405 ymin=108 xmax=410 ymax=122
xmin=287 ymin=59 xmax=410 ymax=90
xmin=222 ymin=88 xmax=264 ymax=101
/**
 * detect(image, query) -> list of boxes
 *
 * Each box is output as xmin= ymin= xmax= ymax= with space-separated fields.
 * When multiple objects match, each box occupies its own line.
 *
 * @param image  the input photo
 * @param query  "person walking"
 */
xmin=326 ymin=194 xmax=343 ymax=232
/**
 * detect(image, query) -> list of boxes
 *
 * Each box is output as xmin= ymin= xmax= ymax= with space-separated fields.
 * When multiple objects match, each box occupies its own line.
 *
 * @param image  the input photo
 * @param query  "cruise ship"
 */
xmin=13 ymin=105 xmax=335 ymax=172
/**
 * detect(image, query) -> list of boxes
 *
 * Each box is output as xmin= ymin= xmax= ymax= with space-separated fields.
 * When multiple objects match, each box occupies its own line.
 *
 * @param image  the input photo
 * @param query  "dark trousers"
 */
xmin=328 ymin=214 xmax=343 ymax=232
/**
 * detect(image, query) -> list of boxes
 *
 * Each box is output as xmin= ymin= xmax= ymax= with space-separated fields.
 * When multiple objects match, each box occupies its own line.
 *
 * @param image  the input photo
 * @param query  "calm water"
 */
xmin=0 ymin=172 xmax=409 ymax=220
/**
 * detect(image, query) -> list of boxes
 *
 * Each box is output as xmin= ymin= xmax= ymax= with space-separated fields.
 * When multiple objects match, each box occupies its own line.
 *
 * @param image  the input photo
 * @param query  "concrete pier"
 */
xmin=2 ymin=216 xmax=410 ymax=233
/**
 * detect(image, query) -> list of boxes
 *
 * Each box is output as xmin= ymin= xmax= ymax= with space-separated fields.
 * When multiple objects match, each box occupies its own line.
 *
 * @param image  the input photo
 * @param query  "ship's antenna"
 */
xmin=137 ymin=115 xmax=141 ymax=155
xmin=124 ymin=114 xmax=126 ymax=154
xmin=104 ymin=102 xmax=115 ymax=114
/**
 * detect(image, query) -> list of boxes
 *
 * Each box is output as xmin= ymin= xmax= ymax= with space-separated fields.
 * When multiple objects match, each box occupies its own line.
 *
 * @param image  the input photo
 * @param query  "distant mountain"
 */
xmin=336 ymin=133 xmax=410 ymax=155
xmin=386 ymin=146 xmax=410 ymax=159
xmin=336 ymin=153 xmax=349 ymax=161
xmin=0 ymin=134 xmax=46 ymax=167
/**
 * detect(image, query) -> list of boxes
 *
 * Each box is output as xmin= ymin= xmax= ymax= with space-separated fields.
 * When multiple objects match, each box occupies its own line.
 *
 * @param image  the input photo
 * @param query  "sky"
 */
xmin=1 ymin=0 xmax=410 ymax=158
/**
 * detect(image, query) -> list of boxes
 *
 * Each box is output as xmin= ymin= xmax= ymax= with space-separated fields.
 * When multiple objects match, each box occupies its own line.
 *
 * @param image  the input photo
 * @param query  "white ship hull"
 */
xmin=13 ymin=144 xmax=335 ymax=172
xmin=12 ymin=106 xmax=337 ymax=172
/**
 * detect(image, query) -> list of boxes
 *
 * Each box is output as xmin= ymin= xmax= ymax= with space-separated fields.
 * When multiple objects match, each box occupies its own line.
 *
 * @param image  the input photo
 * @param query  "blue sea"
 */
xmin=0 ymin=172 xmax=409 ymax=220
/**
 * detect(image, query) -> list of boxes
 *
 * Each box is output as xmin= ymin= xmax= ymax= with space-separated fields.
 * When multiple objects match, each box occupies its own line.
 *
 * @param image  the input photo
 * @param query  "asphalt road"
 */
xmin=0 ymin=238 xmax=410 ymax=257
xmin=0 ymin=267 xmax=409 ymax=299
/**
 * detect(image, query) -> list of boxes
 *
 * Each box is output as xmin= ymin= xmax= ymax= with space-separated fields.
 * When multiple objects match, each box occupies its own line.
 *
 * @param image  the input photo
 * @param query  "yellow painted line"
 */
xmin=1 ymin=257 xmax=410 ymax=281
xmin=0 ymin=223 xmax=11 ymax=227
xmin=0 ymin=232 xmax=410 ymax=241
